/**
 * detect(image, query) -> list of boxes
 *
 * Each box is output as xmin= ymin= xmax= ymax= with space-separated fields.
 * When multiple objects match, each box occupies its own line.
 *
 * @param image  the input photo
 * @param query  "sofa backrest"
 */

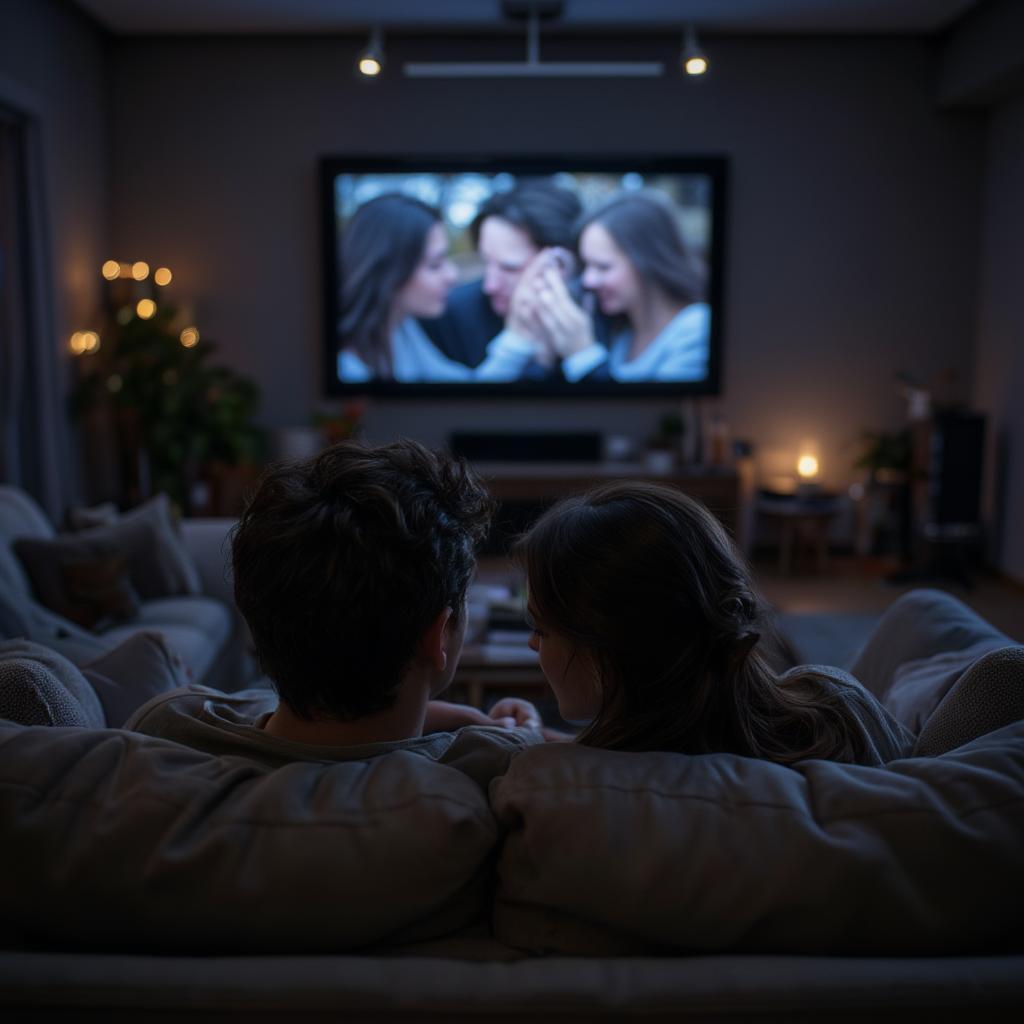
xmin=0 ymin=485 xmax=54 ymax=599
xmin=491 ymin=721 xmax=1024 ymax=957
xmin=0 ymin=718 xmax=499 ymax=953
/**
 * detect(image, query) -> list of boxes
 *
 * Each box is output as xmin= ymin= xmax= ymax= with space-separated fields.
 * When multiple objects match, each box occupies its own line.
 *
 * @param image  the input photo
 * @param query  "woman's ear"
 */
xmin=418 ymin=607 xmax=453 ymax=672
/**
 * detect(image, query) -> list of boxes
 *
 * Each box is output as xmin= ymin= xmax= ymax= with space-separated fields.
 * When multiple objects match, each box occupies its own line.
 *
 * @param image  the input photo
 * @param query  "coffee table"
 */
xmin=453 ymin=640 xmax=548 ymax=710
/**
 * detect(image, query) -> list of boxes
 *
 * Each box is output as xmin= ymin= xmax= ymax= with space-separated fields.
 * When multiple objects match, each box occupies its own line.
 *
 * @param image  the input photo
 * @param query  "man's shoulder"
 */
xmin=433 ymin=725 xmax=544 ymax=789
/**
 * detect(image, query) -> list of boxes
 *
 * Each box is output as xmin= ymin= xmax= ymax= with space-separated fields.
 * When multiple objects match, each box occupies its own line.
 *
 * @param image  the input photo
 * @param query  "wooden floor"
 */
xmin=753 ymin=554 xmax=1024 ymax=642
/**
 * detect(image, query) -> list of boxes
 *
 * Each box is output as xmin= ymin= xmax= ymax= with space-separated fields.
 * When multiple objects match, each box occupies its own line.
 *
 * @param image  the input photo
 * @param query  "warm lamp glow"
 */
xmin=358 ymin=57 xmax=382 ymax=76
xmin=131 ymin=261 xmax=150 ymax=281
xmin=82 ymin=330 xmax=100 ymax=353
xmin=154 ymin=267 xmax=173 ymax=286
xmin=684 ymin=56 xmax=708 ymax=75
xmin=180 ymin=326 xmax=200 ymax=348
xmin=69 ymin=332 xmax=86 ymax=355
xmin=101 ymin=260 xmax=120 ymax=280
xmin=136 ymin=298 xmax=157 ymax=319
xmin=797 ymin=454 xmax=820 ymax=479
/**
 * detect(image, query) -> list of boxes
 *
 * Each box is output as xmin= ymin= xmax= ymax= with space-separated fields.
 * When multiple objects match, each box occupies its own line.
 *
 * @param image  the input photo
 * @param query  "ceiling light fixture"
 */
xmin=357 ymin=26 xmax=384 ymax=77
xmin=681 ymin=26 xmax=708 ymax=76
xmin=404 ymin=1 xmax=663 ymax=79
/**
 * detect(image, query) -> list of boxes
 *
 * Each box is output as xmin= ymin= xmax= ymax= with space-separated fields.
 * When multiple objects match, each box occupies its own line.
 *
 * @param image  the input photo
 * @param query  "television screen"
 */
xmin=321 ymin=157 xmax=726 ymax=397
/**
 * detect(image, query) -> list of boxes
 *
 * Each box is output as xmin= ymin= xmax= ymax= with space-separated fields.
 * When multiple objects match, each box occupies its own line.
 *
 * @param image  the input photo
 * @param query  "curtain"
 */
xmin=0 ymin=103 xmax=73 ymax=521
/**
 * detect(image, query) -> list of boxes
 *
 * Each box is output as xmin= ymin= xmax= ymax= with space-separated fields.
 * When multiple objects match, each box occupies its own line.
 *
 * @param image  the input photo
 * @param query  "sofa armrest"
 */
xmin=179 ymin=518 xmax=237 ymax=606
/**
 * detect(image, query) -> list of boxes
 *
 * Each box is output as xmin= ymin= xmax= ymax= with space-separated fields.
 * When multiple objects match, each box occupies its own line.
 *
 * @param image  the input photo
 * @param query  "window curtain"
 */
xmin=0 ymin=103 xmax=73 ymax=521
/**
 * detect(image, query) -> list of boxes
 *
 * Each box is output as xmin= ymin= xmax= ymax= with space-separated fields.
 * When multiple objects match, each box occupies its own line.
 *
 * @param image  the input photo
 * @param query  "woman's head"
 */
xmin=577 ymin=192 xmax=705 ymax=318
xmin=514 ymin=482 xmax=764 ymax=751
xmin=339 ymin=194 xmax=456 ymax=374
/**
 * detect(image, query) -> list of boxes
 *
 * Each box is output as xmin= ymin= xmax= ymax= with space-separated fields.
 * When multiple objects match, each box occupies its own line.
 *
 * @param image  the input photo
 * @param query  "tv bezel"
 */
xmin=320 ymin=155 xmax=728 ymax=398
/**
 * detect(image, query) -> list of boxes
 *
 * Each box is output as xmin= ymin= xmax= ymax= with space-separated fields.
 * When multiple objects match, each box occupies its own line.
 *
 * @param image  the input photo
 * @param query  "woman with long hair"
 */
xmin=520 ymin=191 xmax=711 ymax=382
xmin=514 ymin=482 xmax=913 ymax=765
xmin=337 ymin=194 xmax=537 ymax=382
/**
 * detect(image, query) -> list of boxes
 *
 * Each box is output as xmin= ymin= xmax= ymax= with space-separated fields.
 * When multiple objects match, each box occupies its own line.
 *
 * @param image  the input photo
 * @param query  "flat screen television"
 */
xmin=321 ymin=156 xmax=726 ymax=398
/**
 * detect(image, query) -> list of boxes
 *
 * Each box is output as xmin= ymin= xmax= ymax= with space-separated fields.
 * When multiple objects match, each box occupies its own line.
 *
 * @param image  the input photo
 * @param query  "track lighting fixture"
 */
xmin=357 ymin=26 xmax=384 ymax=77
xmin=681 ymin=26 xmax=708 ymax=77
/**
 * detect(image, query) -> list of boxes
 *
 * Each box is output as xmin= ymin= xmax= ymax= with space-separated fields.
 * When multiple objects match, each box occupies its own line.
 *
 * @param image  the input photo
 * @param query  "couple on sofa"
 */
xmin=127 ymin=438 xmax=912 ymax=780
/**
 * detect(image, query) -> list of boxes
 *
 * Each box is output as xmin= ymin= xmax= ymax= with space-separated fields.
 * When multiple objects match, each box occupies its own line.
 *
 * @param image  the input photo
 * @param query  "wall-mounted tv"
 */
xmin=321 ymin=156 xmax=727 ymax=398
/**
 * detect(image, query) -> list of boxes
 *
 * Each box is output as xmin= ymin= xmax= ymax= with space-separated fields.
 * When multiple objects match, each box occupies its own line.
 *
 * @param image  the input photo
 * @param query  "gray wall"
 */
xmin=0 ymin=0 xmax=108 ymax=368
xmin=108 ymin=33 xmax=985 ymax=490
xmin=972 ymin=93 xmax=1024 ymax=582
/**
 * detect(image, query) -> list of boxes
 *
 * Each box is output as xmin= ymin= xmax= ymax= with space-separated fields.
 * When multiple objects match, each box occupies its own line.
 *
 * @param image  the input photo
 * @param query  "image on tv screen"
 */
xmin=321 ymin=157 xmax=726 ymax=397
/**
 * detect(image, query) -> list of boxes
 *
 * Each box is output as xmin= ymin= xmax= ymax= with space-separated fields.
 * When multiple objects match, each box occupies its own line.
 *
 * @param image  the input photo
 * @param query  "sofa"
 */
xmin=0 ymin=485 xmax=250 ymax=694
xmin=0 ymin=588 xmax=1022 ymax=1021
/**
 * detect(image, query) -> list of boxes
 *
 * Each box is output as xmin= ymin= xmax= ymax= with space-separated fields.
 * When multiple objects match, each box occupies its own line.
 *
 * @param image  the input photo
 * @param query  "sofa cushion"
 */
xmin=0 ymin=640 xmax=105 ymax=728
xmin=14 ymin=503 xmax=201 ymax=621
xmin=850 ymin=589 xmax=1010 ymax=700
xmin=490 ymin=724 xmax=1024 ymax=956
xmin=914 ymin=646 xmax=1024 ymax=756
xmin=101 ymin=596 xmax=232 ymax=683
xmin=71 ymin=494 xmax=203 ymax=596
xmin=80 ymin=631 xmax=192 ymax=728
xmin=0 ymin=485 xmax=55 ymax=599
xmin=884 ymin=638 xmax=1016 ymax=733
xmin=0 ymin=720 xmax=499 ymax=952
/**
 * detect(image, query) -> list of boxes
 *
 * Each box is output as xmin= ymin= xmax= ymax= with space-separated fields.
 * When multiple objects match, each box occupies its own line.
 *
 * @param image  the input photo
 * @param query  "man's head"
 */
xmin=231 ymin=439 xmax=495 ymax=720
xmin=471 ymin=182 xmax=582 ymax=317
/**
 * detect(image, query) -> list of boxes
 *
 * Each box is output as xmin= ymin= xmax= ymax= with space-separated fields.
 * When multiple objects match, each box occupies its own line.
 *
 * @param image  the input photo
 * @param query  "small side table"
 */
xmin=756 ymin=491 xmax=843 ymax=575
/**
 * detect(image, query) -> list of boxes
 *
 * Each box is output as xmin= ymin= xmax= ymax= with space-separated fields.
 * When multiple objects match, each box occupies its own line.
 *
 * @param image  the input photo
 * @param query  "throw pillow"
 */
xmin=59 ymin=555 xmax=140 ymax=629
xmin=68 ymin=494 xmax=202 ymax=597
xmin=81 ymin=630 xmax=191 ymax=728
xmin=0 ymin=639 xmax=105 ymax=727
xmin=119 ymin=494 xmax=202 ymax=596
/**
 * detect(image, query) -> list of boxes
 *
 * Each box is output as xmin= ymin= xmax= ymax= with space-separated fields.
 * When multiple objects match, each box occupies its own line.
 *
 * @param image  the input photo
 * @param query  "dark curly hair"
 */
xmin=232 ymin=439 xmax=495 ymax=720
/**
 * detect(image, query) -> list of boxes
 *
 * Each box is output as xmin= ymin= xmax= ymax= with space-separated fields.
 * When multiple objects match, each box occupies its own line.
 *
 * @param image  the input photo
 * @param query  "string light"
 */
xmin=131 ymin=261 xmax=150 ymax=281
xmin=136 ymin=298 xmax=157 ymax=319
xmin=180 ymin=326 xmax=200 ymax=348
xmin=101 ymin=260 xmax=120 ymax=280
xmin=154 ymin=267 xmax=173 ymax=286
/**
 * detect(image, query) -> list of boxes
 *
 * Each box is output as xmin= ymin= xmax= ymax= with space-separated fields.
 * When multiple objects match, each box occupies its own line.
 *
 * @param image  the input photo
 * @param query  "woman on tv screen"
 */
xmin=337 ymin=194 xmax=542 ymax=383
xmin=518 ymin=192 xmax=710 ymax=383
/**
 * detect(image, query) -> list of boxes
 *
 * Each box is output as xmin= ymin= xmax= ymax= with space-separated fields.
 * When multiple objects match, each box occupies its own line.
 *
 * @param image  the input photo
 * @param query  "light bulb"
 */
xmin=136 ymin=298 xmax=157 ymax=319
xmin=101 ymin=260 xmax=120 ymax=280
xmin=154 ymin=267 xmax=173 ymax=286
xmin=131 ymin=261 xmax=150 ymax=281
xmin=357 ymin=27 xmax=384 ymax=77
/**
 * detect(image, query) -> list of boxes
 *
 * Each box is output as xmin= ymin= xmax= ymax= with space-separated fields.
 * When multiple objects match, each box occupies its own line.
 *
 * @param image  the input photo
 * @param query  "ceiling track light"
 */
xmin=357 ymin=26 xmax=384 ymax=77
xmin=404 ymin=1 xmax=663 ymax=79
xmin=682 ymin=26 xmax=708 ymax=77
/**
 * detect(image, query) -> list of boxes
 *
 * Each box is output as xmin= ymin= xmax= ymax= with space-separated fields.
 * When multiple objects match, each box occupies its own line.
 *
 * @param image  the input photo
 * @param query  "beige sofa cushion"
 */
xmin=491 ymin=723 xmax=1024 ymax=956
xmin=0 ymin=720 xmax=498 ymax=952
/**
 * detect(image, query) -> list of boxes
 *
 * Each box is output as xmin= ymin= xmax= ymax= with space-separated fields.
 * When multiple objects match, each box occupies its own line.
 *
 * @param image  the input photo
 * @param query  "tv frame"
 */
xmin=320 ymin=155 xmax=728 ymax=399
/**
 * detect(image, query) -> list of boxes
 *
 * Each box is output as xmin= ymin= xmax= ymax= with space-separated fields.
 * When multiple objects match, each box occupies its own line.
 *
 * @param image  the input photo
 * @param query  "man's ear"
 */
xmin=418 ymin=607 xmax=453 ymax=672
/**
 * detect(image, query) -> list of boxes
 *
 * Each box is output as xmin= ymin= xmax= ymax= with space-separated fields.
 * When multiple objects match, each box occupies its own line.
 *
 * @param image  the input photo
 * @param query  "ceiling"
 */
xmin=74 ymin=0 xmax=982 ymax=36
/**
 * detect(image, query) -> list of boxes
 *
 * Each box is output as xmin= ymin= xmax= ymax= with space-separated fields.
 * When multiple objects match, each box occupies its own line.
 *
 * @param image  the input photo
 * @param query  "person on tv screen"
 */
xmin=519 ymin=192 xmax=711 ymax=382
xmin=421 ymin=181 xmax=607 ymax=377
xmin=336 ymin=194 xmax=540 ymax=383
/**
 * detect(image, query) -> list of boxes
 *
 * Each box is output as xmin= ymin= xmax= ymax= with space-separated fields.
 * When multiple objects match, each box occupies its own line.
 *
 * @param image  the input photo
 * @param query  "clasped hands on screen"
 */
xmin=507 ymin=248 xmax=596 ymax=367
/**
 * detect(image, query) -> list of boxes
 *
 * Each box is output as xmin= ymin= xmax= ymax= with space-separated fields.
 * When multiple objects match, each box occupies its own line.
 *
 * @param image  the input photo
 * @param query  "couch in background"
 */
xmin=0 ymin=485 xmax=250 ymax=694
xmin=0 ymin=588 xmax=1022 ymax=1020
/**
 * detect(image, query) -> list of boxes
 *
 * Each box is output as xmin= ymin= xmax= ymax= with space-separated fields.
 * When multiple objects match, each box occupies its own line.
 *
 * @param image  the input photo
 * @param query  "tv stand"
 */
xmin=473 ymin=461 xmax=741 ymax=545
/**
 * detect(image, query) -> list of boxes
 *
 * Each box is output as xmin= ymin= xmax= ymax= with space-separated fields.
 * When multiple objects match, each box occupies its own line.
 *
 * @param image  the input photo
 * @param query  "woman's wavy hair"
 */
xmin=514 ymin=482 xmax=875 ymax=764
xmin=576 ymin=191 xmax=706 ymax=309
xmin=339 ymin=194 xmax=440 ymax=377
